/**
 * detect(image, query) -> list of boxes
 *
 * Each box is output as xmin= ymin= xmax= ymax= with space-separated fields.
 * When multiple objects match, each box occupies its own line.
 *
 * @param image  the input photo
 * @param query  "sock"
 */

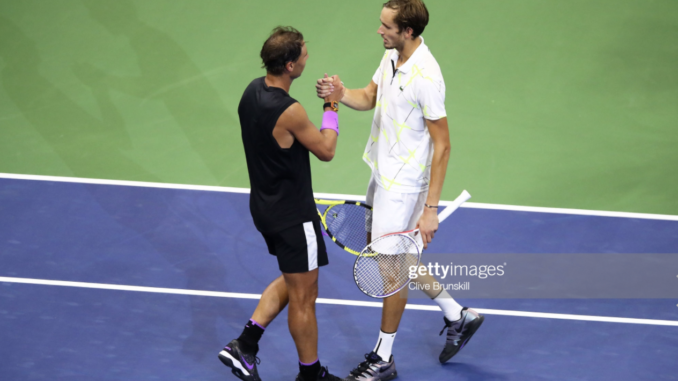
xmin=433 ymin=290 xmax=464 ymax=321
xmin=373 ymin=330 xmax=397 ymax=361
xmin=237 ymin=319 xmax=265 ymax=354
xmin=299 ymin=358 xmax=321 ymax=381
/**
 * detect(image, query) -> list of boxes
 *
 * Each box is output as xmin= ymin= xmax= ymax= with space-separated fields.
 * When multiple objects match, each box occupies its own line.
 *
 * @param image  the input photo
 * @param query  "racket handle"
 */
xmin=437 ymin=190 xmax=471 ymax=223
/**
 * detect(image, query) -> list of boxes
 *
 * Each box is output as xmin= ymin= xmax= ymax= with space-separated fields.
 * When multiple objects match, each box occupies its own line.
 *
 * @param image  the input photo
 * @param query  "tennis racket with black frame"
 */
xmin=315 ymin=198 xmax=373 ymax=255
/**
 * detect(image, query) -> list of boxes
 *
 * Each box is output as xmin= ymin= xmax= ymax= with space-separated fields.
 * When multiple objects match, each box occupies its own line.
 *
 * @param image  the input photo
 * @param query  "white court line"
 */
xmin=1 ymin=172 xmax=678 ymax=221
xmin=0 ymin=172 xmax=250 ymax=194
xmin=2 ymin=276 xmax=677 ymax=327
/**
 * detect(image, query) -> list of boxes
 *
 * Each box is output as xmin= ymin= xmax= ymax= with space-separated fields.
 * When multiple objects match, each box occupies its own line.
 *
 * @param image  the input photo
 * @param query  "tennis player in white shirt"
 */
xmin=316 ymin=1 xmax=484 ymax=379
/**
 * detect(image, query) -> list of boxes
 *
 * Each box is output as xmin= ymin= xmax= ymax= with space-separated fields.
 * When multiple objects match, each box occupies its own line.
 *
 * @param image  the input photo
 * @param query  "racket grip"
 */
xmin=437 ymin=190 xmax=471 ymax=223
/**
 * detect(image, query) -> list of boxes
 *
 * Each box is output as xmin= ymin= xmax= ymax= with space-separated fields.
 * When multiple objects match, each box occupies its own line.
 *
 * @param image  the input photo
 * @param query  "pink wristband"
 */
xmin=320 ymin=110 xmax=339 ymax=136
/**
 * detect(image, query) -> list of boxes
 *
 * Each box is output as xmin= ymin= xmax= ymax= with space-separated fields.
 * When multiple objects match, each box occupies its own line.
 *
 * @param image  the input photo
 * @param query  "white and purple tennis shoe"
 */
xmin=346 ymin=352 xmax=397 ymax=381
xmin=218 ymin=339 xmax=261 ymax=381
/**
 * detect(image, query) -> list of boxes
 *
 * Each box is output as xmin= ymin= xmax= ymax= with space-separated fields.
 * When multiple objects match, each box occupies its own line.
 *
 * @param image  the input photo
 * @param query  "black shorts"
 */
xmin=262 ymin=220 xmax=328 ymax=273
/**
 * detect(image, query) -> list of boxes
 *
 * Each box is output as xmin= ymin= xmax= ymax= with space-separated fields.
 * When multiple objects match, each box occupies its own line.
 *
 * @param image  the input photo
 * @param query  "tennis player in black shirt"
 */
xmin=218 ymin=27 xmax=345 ymax=381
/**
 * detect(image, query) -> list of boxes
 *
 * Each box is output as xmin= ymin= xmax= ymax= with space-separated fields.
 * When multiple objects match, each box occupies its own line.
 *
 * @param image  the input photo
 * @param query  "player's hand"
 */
xmin=316 ymin=73 xmax=333 ymax=98
xmin=316 ymin=74 xmax=344 ymax=101
xmin=416 ymin=207 xmax=439 ymax=250
xmin=324 ymin=75 xmax=345 ymax=103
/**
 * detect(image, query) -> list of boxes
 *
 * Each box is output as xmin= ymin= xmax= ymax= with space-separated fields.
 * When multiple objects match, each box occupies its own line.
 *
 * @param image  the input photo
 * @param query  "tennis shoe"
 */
xmin=346 ymin=352 xmax=397 ymax=381
xmin=439 ymin=307 xmax=484 ymax=363
xmin=295 ymin=366 xmax=346 ymax=381
xmin=218 ymin=339 xmax=261 ymax=381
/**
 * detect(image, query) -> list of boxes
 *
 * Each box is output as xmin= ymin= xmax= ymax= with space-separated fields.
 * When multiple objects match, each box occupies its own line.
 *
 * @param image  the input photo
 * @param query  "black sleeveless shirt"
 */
xmin=239 ymin=77 xmax=318 ymax=233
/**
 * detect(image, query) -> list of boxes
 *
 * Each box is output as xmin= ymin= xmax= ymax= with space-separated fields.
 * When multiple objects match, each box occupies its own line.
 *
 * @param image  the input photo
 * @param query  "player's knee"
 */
xmin=284 ymin=269 xmax=318 ymax=299
xmin=291 ymin=285 xmax=318 ymax=305
xmin=286 ymin=282 xmax=318 ymax=305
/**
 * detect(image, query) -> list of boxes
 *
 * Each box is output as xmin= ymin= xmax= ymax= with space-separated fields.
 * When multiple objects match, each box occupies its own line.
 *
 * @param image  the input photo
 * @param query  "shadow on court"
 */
xmin=79 ymin=0 xmax=244 ymax=185
xmin=0 ymin=15 xmax=236 ymax=364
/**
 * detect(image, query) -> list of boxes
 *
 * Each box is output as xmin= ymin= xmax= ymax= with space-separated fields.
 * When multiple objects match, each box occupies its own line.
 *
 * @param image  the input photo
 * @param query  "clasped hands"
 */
xmin=316 ymin=73 xmax=345 ymax=103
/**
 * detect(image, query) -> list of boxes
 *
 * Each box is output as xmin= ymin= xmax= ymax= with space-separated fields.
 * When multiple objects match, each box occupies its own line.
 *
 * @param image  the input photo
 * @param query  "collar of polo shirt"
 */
xmin=390 ymin=36 xmax=429 ymax=74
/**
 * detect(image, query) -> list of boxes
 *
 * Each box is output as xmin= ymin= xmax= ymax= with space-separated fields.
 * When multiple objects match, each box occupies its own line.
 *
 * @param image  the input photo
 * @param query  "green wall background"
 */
xmin=1 ymin=0 xmax=676 ymax=214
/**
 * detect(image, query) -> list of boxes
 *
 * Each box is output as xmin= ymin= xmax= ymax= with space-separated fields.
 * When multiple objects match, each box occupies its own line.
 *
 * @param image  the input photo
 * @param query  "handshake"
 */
xmin=316 ymin=73 xmax=345 ymax=103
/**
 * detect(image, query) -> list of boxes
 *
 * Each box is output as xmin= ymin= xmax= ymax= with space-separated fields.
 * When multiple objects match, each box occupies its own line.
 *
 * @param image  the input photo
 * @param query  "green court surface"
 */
xmin=1 ymin=0 xmax=676 ymax=215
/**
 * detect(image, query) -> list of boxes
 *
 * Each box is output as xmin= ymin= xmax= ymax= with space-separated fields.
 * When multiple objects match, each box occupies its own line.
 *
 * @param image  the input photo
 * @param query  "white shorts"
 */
xmin=366 ymin=174 xmax=427 ymax=239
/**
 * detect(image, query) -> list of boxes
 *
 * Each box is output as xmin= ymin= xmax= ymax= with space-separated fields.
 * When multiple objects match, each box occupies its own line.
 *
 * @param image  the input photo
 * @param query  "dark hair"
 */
xmin=383 ymin=0 xmax=429 ymax=38
xmin=260 ymin=26 xmax=304 ymax=75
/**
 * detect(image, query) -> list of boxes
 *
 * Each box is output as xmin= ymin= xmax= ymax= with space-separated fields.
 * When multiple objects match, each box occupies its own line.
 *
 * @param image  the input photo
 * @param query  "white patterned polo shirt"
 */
xmin=363 ymin=36 xmax=447 ymax=193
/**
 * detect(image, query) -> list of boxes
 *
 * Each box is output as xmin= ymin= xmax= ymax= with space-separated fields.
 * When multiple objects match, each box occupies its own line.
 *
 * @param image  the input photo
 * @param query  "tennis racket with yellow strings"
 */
xmin=315 ymin=199 xmax=372 ymax=255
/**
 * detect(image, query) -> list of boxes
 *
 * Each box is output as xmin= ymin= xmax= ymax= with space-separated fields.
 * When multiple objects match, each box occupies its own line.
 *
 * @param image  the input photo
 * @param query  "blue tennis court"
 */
xmin=2 ymin=0 xmax=678 ymax=379
xmin=1 ymin=176 xmax=677 ymax=380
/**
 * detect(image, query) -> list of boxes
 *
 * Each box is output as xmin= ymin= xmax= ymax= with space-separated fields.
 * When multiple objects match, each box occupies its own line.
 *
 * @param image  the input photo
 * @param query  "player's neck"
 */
xmin=265 ymin=73 xmax=293 ymax=93
xmin=396 ymin=36 xmax=422 ymax=67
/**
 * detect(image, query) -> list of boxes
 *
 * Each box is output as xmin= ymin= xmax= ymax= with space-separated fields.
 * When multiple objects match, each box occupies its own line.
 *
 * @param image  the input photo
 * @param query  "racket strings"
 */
xmin=324 ymin=204 xmax=372 ymax=252
xmin=354 ymin=234 xmax=420 ymax=297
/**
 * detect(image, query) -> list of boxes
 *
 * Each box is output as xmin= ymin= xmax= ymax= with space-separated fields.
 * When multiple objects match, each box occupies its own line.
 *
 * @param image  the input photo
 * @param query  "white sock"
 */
xmin=373 ymin=330 xmax=396 ymax=361
xmin=433 ymin=289 xmax=464 ymax=321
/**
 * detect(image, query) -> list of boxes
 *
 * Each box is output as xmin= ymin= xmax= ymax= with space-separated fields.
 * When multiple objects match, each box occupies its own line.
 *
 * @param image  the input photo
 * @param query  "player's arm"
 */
xmin=316 ymin=77 xmax=377 ymax=111
xmin=339 ymin=81 xmax=378 ymax=111
xmin=418 ymin=117 xmax=451 ymax=248
xmin=275 ymin=102 xmax=338 ymax=162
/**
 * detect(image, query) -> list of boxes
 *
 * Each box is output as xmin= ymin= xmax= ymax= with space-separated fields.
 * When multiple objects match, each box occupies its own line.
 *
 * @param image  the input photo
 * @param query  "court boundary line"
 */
xmin=1 ymin=172 xmax=677 ymax=221
xmin=2 ymin=276 xmax=677 ymax=327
